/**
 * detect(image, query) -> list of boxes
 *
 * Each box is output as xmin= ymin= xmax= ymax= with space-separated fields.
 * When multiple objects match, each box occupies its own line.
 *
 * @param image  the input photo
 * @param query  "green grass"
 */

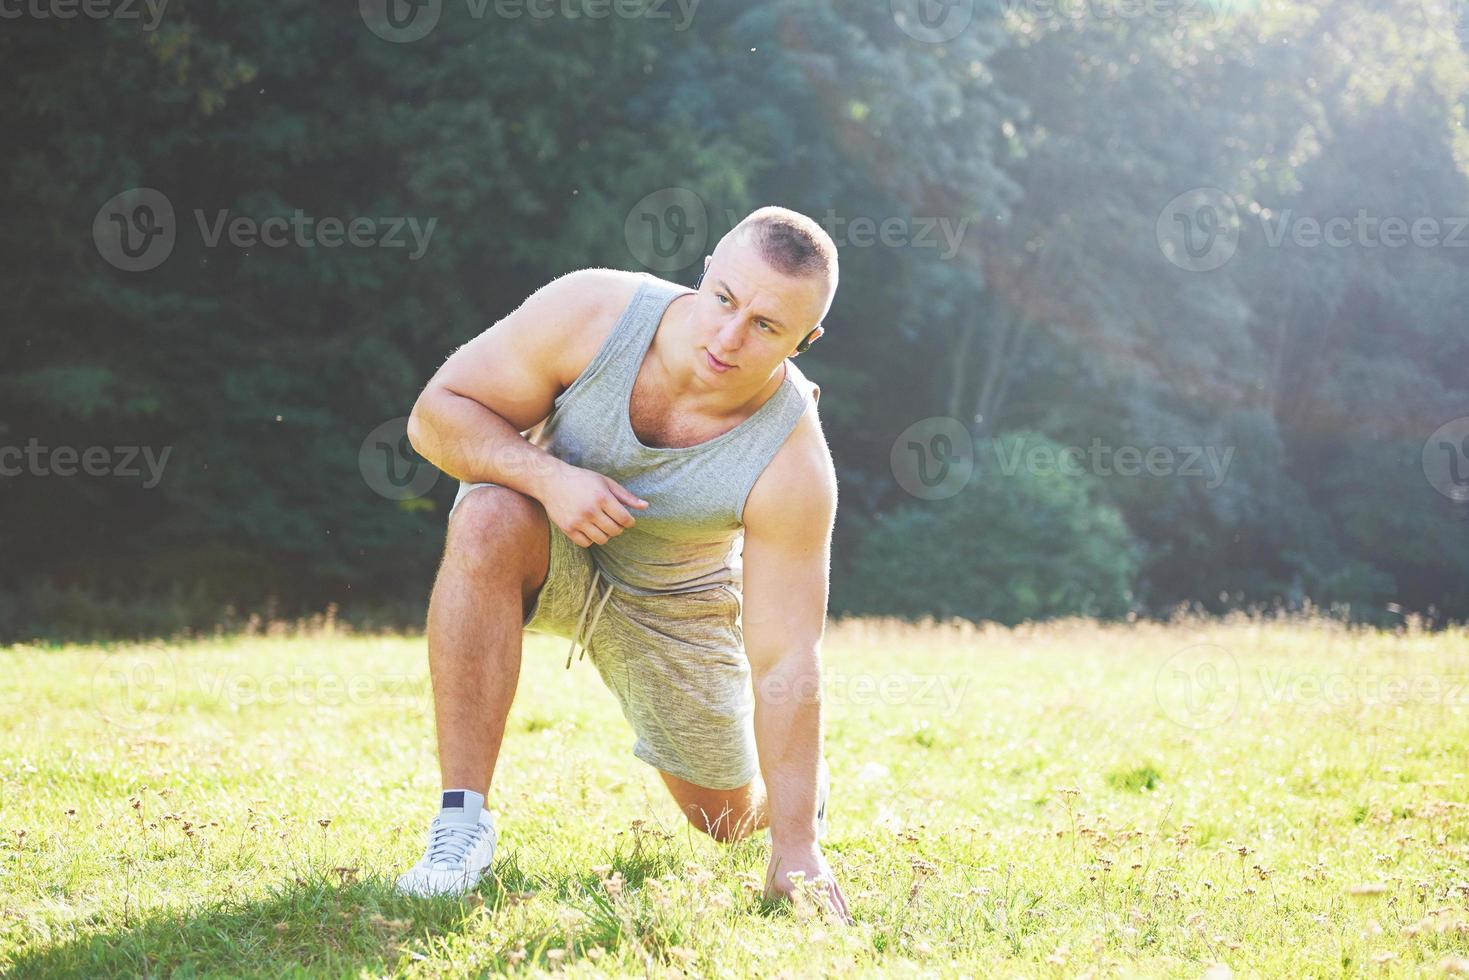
xmin=4 ymin=611 xmax=1469 ymax=976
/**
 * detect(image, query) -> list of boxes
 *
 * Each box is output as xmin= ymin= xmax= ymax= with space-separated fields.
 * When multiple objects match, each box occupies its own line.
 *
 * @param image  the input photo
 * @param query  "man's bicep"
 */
xmin=417 ymin=268 xmax=612 ymax=432
xmin=741 ymin=456 xmax=837 ymax=673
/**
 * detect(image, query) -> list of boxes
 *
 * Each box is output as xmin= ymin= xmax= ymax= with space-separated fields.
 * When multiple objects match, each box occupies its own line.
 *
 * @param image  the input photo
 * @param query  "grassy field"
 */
xmin=4 ymin=611 xmax=1469 ymax=977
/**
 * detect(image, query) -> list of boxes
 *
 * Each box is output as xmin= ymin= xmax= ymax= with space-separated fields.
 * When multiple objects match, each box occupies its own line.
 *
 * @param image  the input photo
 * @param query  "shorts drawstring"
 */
xmin=566 ymin=565 xmax=614 ymax=670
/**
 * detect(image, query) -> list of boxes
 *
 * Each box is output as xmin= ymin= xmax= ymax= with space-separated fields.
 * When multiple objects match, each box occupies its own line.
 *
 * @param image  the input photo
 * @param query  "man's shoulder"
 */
xmin=743 ymin=385 xmax=836 ymax=534
xmin=548 ymin=267 xmax=652 ymax=388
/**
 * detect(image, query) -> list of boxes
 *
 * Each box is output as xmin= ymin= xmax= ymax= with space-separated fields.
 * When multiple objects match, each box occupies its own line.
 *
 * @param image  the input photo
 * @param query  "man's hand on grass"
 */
xmin=764 ymin=841 xmax=851 ymax=924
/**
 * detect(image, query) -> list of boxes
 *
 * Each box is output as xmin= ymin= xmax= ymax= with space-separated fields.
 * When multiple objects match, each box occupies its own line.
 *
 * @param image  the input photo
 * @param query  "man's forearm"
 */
xmin=752 ymin=649 xmax=823 ymax=846
xmin=407 ymin=387 xmax=565 ymax=499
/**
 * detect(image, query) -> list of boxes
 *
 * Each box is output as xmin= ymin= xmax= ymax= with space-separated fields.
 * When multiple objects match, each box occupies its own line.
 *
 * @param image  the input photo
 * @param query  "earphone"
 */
xmin=694 ymin=267 xmax=819 ymax=354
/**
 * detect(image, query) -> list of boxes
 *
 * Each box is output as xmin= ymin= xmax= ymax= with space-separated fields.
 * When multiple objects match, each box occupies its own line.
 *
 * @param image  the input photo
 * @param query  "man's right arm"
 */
xmin=407 ymin=268 xmax=612 ymax=500
xmin=409 ymin=268 xmax=650 ymax=547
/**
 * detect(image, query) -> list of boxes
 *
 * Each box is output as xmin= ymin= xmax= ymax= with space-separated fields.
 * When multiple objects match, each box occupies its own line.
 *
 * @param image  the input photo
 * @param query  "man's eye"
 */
xmin=758 ymin=323 xmax=773 ymax=333
xmin=716 ymin=293 xmax=730 ymax=305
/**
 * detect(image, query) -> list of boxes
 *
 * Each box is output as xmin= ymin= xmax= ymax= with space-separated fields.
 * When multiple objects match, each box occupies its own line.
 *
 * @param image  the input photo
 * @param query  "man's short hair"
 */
xmin=727 ymin=206 xmax=839 ymax=293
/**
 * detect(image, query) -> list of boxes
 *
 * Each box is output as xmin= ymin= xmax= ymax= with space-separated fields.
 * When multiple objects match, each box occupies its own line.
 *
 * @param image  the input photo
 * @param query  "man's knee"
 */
xmin=444 ymin=486 xmax=548 ymax=585
xmin=670 ymin=782 xmax=761 ymax=843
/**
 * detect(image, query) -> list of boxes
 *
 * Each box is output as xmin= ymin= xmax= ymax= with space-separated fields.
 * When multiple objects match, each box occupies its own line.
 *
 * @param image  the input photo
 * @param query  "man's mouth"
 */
xmin=706 ymin=350 xmax=735 ymax=372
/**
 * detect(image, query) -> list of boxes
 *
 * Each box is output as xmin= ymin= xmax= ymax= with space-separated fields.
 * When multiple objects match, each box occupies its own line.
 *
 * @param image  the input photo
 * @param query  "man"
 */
xmin=394 ymin=206 xmax=848 ymax=922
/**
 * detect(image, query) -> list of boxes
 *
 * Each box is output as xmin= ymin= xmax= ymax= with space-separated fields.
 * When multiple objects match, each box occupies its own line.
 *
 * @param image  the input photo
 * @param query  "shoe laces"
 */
xmin=426 ymin=817 xmax=484 ymax=870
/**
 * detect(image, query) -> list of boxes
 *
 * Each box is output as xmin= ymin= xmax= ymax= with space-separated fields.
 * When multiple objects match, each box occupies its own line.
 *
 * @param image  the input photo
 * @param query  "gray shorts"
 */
xmin=453 ymin=482 xmax=757 ymax=790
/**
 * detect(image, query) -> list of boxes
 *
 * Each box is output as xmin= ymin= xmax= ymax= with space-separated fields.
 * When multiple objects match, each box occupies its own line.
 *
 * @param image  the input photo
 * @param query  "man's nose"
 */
xmin=716 ymin=318 xmax=745 ymax=351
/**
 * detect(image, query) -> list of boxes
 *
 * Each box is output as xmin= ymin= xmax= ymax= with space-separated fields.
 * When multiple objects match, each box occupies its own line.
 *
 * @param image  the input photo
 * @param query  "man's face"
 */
xmin=688 ymin=236 xmax=830 ymax=383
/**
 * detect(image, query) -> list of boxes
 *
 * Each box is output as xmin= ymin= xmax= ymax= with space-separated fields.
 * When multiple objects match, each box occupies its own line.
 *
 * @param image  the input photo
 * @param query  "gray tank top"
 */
xmin=530 ymin=272 xmax=821 ymax=596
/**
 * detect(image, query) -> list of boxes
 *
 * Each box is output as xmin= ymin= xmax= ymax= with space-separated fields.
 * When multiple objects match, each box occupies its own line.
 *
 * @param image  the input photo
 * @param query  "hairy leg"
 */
xmin=426 ymin=487 xmax=551 ymax=798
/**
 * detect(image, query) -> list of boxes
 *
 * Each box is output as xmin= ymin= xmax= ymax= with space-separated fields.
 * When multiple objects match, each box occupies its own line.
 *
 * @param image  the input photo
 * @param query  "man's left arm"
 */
xmin=741 ymin=419 xmax=849 ymax=922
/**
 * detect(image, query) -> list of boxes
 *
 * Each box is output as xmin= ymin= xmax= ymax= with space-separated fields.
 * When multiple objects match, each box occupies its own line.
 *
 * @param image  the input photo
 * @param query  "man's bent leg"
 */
xmin=658 ymin=769 xmax=769 ymax=843
xmin=428 ymin=486 xmax=551 ymax=799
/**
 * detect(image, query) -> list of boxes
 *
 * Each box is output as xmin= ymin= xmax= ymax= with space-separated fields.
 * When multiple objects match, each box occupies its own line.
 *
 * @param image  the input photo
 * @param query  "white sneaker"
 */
xmin=395 ymin=806 xmax=497 ymax=898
